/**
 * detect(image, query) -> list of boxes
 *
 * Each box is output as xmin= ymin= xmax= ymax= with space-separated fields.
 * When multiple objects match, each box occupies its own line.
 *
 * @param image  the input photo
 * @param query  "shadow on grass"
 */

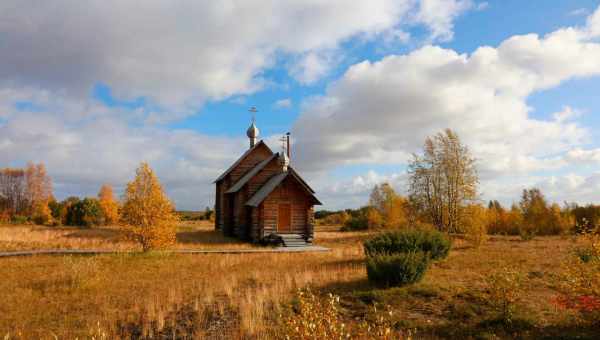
xmin=319 ymin=258 xmax=365 ymax=270
xmin=428 ymin=316 xmax=600 ymax=340
xmin=63 ymin=227 xmax=126 ymax=241
xmin=176 ymin=230 xmax=244 ymax=245
xmin=317 ymin=277 xmax=373 ymax=295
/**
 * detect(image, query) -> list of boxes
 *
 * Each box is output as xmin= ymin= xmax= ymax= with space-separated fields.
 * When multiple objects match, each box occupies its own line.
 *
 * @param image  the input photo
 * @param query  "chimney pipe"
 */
xmin=286 ymin=132 xmax=291 ymax=159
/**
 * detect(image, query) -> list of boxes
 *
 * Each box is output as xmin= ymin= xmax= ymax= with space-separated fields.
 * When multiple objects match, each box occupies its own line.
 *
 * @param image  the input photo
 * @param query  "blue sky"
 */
xmin=1 ymin=1 xmax=600 ymax=210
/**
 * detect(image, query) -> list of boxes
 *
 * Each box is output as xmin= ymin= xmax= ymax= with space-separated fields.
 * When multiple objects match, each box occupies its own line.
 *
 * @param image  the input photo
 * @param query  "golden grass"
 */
xmin=0 ymin=226 xmax=592 ymax=339
xmin=0 ymin=221 xmax=257 ymax=252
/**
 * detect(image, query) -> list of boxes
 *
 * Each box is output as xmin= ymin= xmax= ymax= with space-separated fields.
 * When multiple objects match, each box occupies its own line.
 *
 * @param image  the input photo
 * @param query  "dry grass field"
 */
xmin=0 ymin=221 xmax=257 ymax=252
xmin=0 ymin=223 xmax=596 ymax=339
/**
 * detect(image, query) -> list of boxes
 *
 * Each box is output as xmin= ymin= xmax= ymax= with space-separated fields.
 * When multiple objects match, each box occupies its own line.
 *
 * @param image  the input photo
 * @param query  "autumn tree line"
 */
xmin=0 ymin=163 xmax=120 ymax=227
xmin=318 ymin=129 xmax=600 ymax=240
xmin=0 ymin=163 xmax=54 ymax=225
xmin=1 ymin=162 xmax=185 ymax=251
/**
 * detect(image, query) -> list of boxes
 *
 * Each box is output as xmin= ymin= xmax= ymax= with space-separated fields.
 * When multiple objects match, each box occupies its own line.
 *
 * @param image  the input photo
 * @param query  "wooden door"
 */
xmin=277 ymin=204 xmax=291 ymax=233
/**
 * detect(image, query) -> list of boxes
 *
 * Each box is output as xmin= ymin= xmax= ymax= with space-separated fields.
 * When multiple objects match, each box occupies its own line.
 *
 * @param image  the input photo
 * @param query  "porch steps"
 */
xmin=279 ymin=234 xmax=310 ymax=247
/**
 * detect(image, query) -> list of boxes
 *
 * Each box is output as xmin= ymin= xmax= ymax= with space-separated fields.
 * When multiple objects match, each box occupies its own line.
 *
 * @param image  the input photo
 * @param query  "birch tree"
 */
xmin=408 ymin=129 xmax=478 ymax=232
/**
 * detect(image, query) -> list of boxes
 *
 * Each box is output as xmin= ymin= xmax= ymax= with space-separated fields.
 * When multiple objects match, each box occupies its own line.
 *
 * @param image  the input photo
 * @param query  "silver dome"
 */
xmin=246 ymin=122 xmax=260 ymax=139
xmin=279 ymin=151 xmax=290 ymax=172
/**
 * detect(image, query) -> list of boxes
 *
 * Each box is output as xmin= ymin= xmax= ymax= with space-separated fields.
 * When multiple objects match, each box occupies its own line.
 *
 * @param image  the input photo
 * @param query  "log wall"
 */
xmin=261 ymin=177 xmax=311 ymax=236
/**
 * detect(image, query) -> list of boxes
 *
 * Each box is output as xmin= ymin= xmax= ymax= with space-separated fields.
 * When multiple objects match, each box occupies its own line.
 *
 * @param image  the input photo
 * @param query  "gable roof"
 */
xmin=225 ymin=153 xmax=278 ymax=194
xmin=289 ymin=167 xmax=315 ymax=193
xmin=214 ymin=140 xmax=272 ymax=183
xmin=245 ymin=170 xmax=322 ymax=207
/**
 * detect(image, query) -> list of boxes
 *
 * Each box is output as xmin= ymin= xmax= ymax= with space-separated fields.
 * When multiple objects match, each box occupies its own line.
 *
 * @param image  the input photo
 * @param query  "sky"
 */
xmin=1 ymin=0 xmax=600 ymax=210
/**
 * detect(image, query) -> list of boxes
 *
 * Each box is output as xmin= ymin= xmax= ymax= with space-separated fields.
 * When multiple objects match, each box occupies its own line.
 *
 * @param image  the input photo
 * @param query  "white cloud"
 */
xmin=552 ymin=106 xmax=582 ymax=122
xmin=537 ymin=173 xmax=600 ymax=204
xmin=565 ymin=148 xmax=600 ymax=165
xmin=570 ymin=8 xmax=589 ymax=17
xmin=316 ymin=170 xmax=408 ymax=209
xmin=292 ymin=7 xmax=600 ymax=206
xmin=289 ymin=51 xmax=338 ymax=85
xmin=0 ymin=1 xmax=477 ymax=208
xmin=0 ymin=0 xmax=473 ymax=112
xmin=0 ymin=104 xmax=247 ymax=209
xmin=414 ymin=0 xmax=474 ymax=42
xmin=476 ymin=2 xmax=489 ymax=11
xmin=274 ymin=98 xmax=292 ymax=109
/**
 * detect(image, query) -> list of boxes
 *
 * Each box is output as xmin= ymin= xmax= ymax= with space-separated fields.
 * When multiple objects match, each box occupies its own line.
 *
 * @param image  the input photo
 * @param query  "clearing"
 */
xmin=0 ymin=223 xmax=595 ymax=339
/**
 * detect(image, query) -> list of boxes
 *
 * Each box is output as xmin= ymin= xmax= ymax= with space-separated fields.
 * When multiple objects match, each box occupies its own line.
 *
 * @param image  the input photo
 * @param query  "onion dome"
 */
xmin=247 ymin=122 xmax=259 ymax=139
xmin=279 ymin=151 xmax=290 ymax=172
xmin=247 ymin=121 xmax=259 ymax=148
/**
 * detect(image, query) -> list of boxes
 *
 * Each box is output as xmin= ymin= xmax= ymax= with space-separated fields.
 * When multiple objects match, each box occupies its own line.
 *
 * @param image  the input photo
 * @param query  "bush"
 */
xmin=486 ymin=266 xmax=524 ymax=325
xmin=66 ymin=198 xmax=103 ymax=227
xmin=556 ymin=237 xmax=600 ymax=324
xmin=0 ymin=210 xmax=10 ymax=223
xmin=519 ymin=228 xmax=536 ymax=241
xmin=366 ymin=252 xmax=430 ymax=287
xmin=341 ymin=215 xmax=369 ymax=231
xmin=11 ymin=215 xmax=28 ymax=224
xmin=363 ymin=229 xmax=451 ymax=260
xmin=32 ymin=211 xmax=51 ymax=226
xmin=317 ymin=211 xmax=350 ymax=226
xmin=282 ymin=288 xmax=409 ymax=339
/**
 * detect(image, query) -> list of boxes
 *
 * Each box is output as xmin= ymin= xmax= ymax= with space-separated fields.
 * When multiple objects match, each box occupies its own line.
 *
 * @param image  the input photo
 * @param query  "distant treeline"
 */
xmin=1 ymin=162 xmax=220 ymax=228
xmin=0 ymin=161 xmax=121 ymax=227
xmin=177 ymin=208 xmax=214 ymax=222
xmin=0 ymin=163 xmax=53 ymax=224
xmin=317 ymin=129 xmax=599 ymax=238
xmin=317 ymin=185 xmax=599 ymax=237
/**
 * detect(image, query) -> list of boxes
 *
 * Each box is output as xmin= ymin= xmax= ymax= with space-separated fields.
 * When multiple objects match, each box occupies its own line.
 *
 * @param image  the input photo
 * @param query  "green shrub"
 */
xmin=341 ymin=216 xmax=368 ymax=231
xmin=11 ymin=215 xmax=28 ymax=224
xmin=519 ymin=228 xmax=536 ymax=241
xmin=66 ymin=198 xmax=104 ymax=227
xmin=32 ymin=213 xmax=51 ymax=226
xmin=366 ymin=252 xmax=430 ymax=287
xmin=363 ymin=229 xmax=451 ymax=260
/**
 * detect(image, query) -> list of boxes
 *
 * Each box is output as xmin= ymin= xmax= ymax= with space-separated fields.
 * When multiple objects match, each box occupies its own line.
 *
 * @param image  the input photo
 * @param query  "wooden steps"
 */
xmin=279 ymin=233 xmax=310 ymax=247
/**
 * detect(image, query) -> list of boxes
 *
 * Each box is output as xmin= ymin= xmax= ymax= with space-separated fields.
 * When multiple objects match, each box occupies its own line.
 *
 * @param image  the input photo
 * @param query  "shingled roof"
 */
xmin=225 ymin=153 xmax=278 ymax=194
xmin=245 ymin=169 xmax=322 ymax=207
xmin=213 ymin=140 xmax=272 ymax=183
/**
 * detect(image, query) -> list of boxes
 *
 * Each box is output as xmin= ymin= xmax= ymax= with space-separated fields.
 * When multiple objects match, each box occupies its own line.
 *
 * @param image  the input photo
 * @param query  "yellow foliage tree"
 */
xmin=369 ymin=183 xmax=409 ymax=229
xmin=25 ymin=162 xmax=53 ymax=225
xmin=121 ymin=163 xmax=178 ymax=251
xmin=387 ymin=196 xmax=409 ymax=228
xmin=98 ymin=184 xmax=120 ymax=225
xmin=462 ymin=204 xmax=489 ymax=248
xmin=506 ymin=204 xmax=524 ymax=235
xmin=366 ymin=207 xmax=383 ymax=229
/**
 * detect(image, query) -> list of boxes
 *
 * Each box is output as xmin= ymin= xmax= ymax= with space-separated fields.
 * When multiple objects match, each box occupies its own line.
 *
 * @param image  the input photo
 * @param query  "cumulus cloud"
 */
xmin=570 ymin=8 xmax=589 ymax=16
xmin=0 ymin=0 xmax=477 ymax=208
xmin=2 ymin=3 xmax=600 ymax=210
xmin=0 ymin=0 xmax=473 ymax=113
xmin=0 ymin=107 xmax=246 ymax=209
xmin=316 ymin=170 xmax=408 ymax=209
xmin=565 ymin=148 xmax=600 ymax=165
xmin=552 ymin=106 xmax=582 ymax=123
xmin=274 ymin=98 xmax=292 ymax=109
xmin=289 ymin=51 xmax=338 ymax=85
xmin=292 ymin=7 xmax=600 ymax=206
xmin=414 ymin=0 xmax=474 ymax=42
xmin=537 ymin=173 xmax=600 ymax=204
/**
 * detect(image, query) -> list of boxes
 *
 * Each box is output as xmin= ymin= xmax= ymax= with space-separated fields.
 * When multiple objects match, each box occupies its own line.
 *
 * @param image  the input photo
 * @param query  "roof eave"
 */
xmin=213 ymin=140 xmax=273 ymax=183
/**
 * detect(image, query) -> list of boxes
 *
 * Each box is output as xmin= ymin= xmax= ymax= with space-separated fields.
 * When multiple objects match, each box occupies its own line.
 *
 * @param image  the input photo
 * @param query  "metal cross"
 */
xmin=279 ymin=135 xmax=288 ymax=153
xmin=248 ymin=106 xmax=258 ymax=123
